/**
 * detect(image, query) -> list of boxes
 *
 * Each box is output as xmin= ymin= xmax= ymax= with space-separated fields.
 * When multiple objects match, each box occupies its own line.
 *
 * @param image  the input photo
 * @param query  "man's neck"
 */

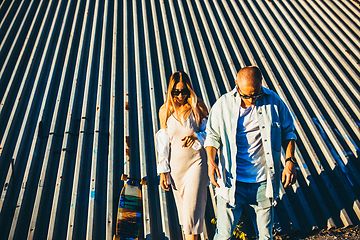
xmin=240 ymin=100 xmax=254 ymax=109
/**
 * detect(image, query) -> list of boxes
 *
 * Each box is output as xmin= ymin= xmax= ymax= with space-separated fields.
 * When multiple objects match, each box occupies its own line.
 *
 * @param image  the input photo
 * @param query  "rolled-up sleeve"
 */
xmin=204 ymin=103 xmax=221 ymax=150
xmin=279 ymin=100 xmax=297 ymax=142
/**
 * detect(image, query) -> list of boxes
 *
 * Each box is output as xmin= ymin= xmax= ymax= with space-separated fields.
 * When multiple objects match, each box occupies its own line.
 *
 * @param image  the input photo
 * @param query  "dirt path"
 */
xmin=274 ymin=225 xmax=359 ymax=240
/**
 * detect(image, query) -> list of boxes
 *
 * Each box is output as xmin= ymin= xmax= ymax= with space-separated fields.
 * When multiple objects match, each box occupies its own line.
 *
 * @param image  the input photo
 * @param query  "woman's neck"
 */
xmin=174 ymin=103 xmax=191 ymax=120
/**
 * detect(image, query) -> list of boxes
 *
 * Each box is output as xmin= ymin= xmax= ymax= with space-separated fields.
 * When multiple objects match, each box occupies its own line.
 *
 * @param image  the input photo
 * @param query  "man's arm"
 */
xmin=282 ymin=139 xmax=296 ymax=188
xmin=206 ymin=146 xmax=221 ymax=188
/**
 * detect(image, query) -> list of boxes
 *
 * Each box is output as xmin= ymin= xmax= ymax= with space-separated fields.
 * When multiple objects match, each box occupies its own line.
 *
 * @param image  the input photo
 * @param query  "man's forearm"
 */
xmin=206 ymin=146 xmax=217 ymax=163
xmin=282 ymin=139 xmax=295 ymax=159
xmin=282 ymin=139 xmax=297 ymax=187
xmin=206 ymin=146 xmax=221 ymax=187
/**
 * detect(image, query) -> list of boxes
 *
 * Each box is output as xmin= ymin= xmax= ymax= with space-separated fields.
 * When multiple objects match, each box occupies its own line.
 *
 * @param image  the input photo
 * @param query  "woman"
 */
xmin=156 ymin=71 xmax=209 ymax=240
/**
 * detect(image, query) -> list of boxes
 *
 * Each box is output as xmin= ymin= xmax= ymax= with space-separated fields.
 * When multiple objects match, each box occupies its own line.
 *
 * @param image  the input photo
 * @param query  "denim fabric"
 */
xmin=214 ymin=181 xmax=274 ymax=240
xmin=204 ymin=87 xmax=297 ymax=205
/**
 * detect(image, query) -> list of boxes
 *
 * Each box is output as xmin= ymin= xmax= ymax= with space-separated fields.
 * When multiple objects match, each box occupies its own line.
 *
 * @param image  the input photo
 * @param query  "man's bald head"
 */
xmin=236 ymin=66 xmax=262 ymax=88
xmin=235 ymin=66 xmax=263 ymax=107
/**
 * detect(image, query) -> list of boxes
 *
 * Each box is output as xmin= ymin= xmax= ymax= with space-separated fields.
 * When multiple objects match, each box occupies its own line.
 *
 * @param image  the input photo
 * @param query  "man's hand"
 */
xmin=181 ymin=134 xmax=197 ymax=148
xmin=282 ymin=161 xmax=296 ymax=188
xmin=206 ymin=146 xmax=221 ymax=188
xmin=282 ymin=139 xmax=296 ymax=187
xmin=160 ymin=173 xmax=170 ymax=191
xmin=208 ymin=160 xmax=221 ymax=188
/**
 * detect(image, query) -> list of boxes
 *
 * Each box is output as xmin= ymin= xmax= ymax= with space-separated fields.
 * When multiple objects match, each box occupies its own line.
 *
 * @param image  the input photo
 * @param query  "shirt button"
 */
xmin=264 ymin=139 xmax=267 ymax=142
xmin=266 ymin=152 xmax=269 ymax=155
xmin=270 ymin=167 xmax=273 ymax=169
xmin=262 ymin=126 xmax=265 ymax=129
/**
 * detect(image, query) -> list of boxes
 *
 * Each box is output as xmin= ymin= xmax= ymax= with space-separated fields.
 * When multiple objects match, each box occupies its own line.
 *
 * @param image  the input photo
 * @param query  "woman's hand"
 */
xmin=160 ymin=173 xmax=170 ymax=191
xmin=181 ymin=134 xmax=198 ymax=148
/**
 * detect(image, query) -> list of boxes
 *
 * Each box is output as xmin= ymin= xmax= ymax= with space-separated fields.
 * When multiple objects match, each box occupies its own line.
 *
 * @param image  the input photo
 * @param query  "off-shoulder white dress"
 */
xmin=166 ymin=111 xmax=208 ymax=235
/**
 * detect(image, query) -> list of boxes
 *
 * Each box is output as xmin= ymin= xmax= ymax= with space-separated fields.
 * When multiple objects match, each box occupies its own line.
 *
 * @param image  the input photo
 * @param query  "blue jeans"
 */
xmin=213 ymin=181 xmax=274 ymax=240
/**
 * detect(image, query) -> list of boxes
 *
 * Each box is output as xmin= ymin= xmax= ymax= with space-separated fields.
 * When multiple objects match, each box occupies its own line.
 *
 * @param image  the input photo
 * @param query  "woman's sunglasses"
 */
xmin=172 ymin=88 xmax=190 ymax=96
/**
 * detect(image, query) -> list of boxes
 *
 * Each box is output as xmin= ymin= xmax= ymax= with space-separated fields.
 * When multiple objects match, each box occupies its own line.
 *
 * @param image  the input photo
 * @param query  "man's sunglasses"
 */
xmin=172 ymin=89 xmax=190 ymax=96
xmin=237 ymin=86 xmax=263 ymax=99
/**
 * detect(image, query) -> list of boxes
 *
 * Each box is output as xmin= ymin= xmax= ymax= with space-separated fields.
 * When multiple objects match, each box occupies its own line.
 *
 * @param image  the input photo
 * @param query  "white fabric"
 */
xmin=165 ymin=112 xmax=208 ymax=235
xmin=193 ymin=117 xmax=207 ymax=150
xmin=236 ymin=104 xmax=267 ymax=183
xmin=204 ymin=87 xmax=297 ymax=204
xmin=156 ymin=118 xmax=207 ymax=174
xmin=156 ymin=129 xmax=171 ymax=174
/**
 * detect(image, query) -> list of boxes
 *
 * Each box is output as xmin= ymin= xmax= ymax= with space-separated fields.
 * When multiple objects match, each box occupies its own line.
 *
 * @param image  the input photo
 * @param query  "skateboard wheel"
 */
xmin=140 ymin=178 xmax=147 ymax=185
xmin=121 ymin=174 xmax=128 ymax=181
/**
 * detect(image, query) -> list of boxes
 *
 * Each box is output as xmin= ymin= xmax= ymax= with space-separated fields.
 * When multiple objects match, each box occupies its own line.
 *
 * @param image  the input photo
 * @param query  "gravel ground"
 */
xmin=274 ymin=225 xmax=359 ymax=240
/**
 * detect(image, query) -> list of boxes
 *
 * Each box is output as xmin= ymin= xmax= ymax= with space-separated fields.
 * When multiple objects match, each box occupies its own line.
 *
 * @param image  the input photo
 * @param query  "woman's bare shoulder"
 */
xmin=159 ymin=104 xmax=167 ymax=129
xmin=159 ymin=104 xmax=166 ymax=115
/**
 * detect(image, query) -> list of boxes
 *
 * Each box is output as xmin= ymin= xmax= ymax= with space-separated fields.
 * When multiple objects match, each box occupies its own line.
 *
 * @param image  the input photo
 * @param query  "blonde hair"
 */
xmin=162 ymin=71 xmax=205 ymax=128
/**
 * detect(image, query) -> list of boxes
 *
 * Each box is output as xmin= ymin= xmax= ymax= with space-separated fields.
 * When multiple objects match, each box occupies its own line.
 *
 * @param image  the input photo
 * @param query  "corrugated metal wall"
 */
xmin=0 ymin=0 xmax=359 ymax=239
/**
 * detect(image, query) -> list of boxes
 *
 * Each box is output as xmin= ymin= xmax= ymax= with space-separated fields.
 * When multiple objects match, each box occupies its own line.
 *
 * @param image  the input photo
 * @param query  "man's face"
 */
xmin=236 ymin=77 xmax=262 ymax=107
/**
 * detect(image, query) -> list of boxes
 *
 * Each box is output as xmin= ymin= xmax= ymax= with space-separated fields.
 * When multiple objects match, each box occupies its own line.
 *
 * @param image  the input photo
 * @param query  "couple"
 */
xmin=156 ymin=66 xmax=297 ymax=240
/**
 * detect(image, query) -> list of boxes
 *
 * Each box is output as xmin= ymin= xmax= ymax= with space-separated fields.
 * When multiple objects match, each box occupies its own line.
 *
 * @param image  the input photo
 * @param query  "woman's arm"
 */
xmin=197 ymin=98 xmax=209 ymax=121
xmin=156 ymin=105 xmax=172 ymax=191
xmin=159 ymin=104 xmax=167 ymax=130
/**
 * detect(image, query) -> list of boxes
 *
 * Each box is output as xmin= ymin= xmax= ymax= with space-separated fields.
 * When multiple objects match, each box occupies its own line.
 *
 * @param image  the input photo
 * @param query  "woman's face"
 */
xmin=172 ymin=82 xmax=189 ymax=105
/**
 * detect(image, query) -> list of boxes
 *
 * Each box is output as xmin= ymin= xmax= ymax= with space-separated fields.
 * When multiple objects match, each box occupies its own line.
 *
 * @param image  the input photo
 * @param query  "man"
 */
xmin=204 ymin=66 xmax=297 ymax=240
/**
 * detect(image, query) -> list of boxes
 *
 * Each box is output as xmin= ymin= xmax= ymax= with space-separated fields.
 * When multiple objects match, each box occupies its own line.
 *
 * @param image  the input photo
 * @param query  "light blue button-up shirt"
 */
xmin=204 ymin=86 xmax=297 ymax=205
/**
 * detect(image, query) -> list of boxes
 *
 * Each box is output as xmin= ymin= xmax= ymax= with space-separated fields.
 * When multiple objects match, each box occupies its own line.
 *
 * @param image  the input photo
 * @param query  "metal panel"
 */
xmin=0 ymin=0 xmax=359 ymax=239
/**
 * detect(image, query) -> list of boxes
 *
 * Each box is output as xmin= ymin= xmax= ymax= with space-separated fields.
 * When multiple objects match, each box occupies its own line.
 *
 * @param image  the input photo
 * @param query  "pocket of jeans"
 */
xmin=256 ymin=182 xmax=269 ymax=203
xmin=217 ymin=195 xmax=234 ymax=209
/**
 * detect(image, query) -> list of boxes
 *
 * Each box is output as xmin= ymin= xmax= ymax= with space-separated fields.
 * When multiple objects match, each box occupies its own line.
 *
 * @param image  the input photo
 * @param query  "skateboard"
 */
xmin=113 ymin=174 xmax=147 ymax=240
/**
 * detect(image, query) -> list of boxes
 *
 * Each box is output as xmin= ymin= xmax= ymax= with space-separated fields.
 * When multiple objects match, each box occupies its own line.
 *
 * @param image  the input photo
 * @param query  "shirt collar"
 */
xmin=230 ymin=87 xmax=239 ymax=96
